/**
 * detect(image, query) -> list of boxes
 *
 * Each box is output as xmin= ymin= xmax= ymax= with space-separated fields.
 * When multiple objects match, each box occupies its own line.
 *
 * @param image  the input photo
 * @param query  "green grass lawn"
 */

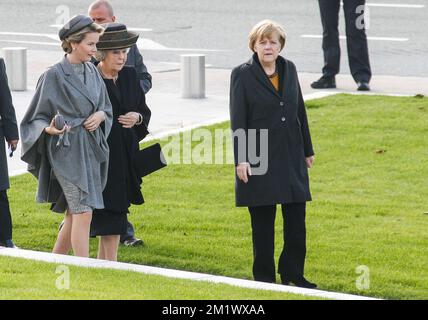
xmin=6 ymin=94 xmax=428 ymax=299
xmin=0 ymin=256 xmax=321 ymax=300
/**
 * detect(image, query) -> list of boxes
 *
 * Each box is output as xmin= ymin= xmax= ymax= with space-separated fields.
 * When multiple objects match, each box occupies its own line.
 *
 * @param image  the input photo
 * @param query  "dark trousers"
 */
xmin=0 ymin=190 xmax=13 ymax=242
xmin=318 ymin=0 xmax=372 ymax=83
xmin=248 ymin=203 xmax=306 ymax=283
xmin=120 ymin=221 xmax=135 ymax=242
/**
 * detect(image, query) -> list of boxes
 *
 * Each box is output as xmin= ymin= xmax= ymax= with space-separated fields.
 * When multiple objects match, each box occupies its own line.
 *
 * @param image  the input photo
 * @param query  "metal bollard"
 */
xmin=1 ymin=47 xmax=27 ymax=91
xmin=181 ymin=54 xmax=205 ymax=99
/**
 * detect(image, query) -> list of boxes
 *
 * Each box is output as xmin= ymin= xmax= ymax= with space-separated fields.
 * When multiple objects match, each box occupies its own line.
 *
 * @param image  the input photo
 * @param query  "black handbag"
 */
xmin=133 ymin=142 xmax=167 ymax=177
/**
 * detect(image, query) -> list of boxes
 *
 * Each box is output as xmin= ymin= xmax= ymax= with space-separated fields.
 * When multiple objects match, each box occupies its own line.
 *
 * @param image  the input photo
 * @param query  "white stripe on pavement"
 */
xmin=365 ymin=36 xmax=409 ymax=42
xmin=366 ymin=3 xmax=425 ymax=8
xmin=128 ymin=27 xmax=154 ymax=32
xmin=0 ymin=40 xmax=58 ymax=46
xmin=0 ymin=38 xmax=228 ymax=52
xmin=301 ymin=35 xmax=409 ymax=42
xmin=340 ymin=2 xmax=424 ymax=8
xmin=0 ymin=247 xmax=381 ymax=300
xmin=50 ymin=25 xmax=154 ymax=32
xmin=0 ymin=31 xmax=227 ymax=52
xmin=0 ymin=31 xmax=58 ymax=38
xmin=136 ymin=39 xmax=229 ymax=52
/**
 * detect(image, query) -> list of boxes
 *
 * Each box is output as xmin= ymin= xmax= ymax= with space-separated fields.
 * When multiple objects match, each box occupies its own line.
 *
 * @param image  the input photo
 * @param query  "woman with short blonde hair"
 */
xmin=229 ymin=19 xmax=316 ymax=288
xmin=248 ymin=19 xmax=286 ymax=52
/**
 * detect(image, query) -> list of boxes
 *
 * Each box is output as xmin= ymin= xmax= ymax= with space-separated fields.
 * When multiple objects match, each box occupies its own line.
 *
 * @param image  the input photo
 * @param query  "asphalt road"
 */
xmin=0 ymin=0 xmax=427 ymax=76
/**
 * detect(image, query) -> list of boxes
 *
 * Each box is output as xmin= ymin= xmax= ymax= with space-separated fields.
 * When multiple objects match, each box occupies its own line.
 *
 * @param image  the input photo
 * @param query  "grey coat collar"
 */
xmin=58 ymin=55 xmax=97 ymax=107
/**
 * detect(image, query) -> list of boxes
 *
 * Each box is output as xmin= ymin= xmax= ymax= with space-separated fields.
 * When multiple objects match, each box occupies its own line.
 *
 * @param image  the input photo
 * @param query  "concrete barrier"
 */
xmin=181 ymin=54 xmax=205 ymax=99
xmin=1 ymin=47 xmax=27 ymax=91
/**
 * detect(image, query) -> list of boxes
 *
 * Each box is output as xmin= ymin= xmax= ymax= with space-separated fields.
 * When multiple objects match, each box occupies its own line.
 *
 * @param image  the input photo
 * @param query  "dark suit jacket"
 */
xmin=0 ymin=58 xmax=19 ymax=190
xmin=126 ymin=44 xmax=152 ymax=94
xmin=229 ymin=54 xmax=314 ymax=207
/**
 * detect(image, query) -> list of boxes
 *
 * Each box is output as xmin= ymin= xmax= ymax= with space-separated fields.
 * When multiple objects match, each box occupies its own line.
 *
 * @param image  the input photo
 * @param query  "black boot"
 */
xmin=281 ymin=275 xmax=317 ymax=289
xmin=311 ymin=76 xmax=336 ymax=89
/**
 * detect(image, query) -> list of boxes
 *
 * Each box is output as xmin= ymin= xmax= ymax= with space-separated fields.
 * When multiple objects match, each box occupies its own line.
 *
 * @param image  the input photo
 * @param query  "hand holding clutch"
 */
xmin=54 ymin=112 xmax=65 ymax=130
xmin=45 ymin=113 xmax=67 ymax=136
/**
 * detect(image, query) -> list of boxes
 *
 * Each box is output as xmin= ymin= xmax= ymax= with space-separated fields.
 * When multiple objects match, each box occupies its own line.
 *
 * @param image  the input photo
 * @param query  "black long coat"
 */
xmin=229 ymin=54 xmax=314 ymax=207
xmin=97 ymin=66 xmax=151 ymax=214
xmin=0 ymin=58 xmax=19 ymax=191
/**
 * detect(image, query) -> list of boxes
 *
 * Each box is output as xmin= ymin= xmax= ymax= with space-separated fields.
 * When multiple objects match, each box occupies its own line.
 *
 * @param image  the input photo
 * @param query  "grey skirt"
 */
xmin=55 ymin=174 xmax=93 ymax=214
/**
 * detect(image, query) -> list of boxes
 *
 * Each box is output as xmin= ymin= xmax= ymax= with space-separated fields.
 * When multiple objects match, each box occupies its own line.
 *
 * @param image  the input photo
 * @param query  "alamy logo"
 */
xmin=355 ymin=265 xmax=370 ymax=290
xmin=56 ymin=5 xmax=71 ymax=29
xmin=160 ymin=128 xmax=269 ymax=175
xmin=356 ymin=5 xmax=370 ymax=30
xmin=55 ymin=265 xmax=70 ymax=290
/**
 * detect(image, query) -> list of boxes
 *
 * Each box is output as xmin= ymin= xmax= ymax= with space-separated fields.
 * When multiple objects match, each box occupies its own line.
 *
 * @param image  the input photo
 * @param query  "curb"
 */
xmin=0 ymin=247 xmax=381 ymax=300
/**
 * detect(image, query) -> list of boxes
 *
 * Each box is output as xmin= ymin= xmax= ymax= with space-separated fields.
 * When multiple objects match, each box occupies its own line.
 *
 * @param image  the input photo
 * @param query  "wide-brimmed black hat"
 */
xmin=59 ymin=15 xmax=94 ymax=41
xmin=97 ymin=23 xmax=139 ymax=50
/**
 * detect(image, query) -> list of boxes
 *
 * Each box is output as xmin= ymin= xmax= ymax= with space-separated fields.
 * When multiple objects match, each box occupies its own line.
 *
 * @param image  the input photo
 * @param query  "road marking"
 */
xmin=0 ymin=31 xmax=58 ymax=41
xmin=365 ymin=3 xmax=425 ymax=8
xmin=50 ymin=24 xmax=153 ymax=32
xmin=340 ymin=2 xmax=424 ymax=8
xmin=364 ymin=36 xmax=408 ymax=42
xmin=137 ymin=38 xmax=167 ymax=50
xmin=128 ymin=27 xmax=153 ymax=32
xmin=0 ymin=247 xmax=381 ymax=300
xmin=0 ymin=31 xmax=228 ymax=52
xmin=137 ymin=38 xmax=228 ymax=52
xmin=0 ymin=40 xmax=58 ymax=46
xmin=301 ymin=35 xmax=408 ymax=42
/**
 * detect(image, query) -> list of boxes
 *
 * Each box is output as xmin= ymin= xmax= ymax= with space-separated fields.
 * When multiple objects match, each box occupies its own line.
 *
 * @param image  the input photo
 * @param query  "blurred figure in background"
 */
xmin=0 ymin=57 xmax=19 ymax=249
xmin=311 ymin=0 xmax=372 ymax=91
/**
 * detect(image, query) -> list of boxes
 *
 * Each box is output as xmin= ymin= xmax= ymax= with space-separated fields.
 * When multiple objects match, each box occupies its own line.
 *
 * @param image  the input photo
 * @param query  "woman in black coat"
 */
xmin=90 ymin=23 xmax=151 ymax=261
xmin=229 ymin=20 xmax=316 ymax=288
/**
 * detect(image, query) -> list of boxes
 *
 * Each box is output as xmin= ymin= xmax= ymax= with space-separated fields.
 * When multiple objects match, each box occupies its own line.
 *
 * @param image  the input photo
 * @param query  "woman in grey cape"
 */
xmin=20 ymin=15 xmax=113 ymax=258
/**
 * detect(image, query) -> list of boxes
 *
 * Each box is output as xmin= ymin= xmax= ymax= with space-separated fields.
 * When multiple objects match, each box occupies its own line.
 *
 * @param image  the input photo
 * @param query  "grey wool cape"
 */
xmin=20 ymin=56 xmax=113 ymax=213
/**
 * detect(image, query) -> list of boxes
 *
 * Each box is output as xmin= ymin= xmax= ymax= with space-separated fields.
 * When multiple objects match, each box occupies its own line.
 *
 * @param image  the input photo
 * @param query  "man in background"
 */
xmin=0 ymin=57 xmax=19 ymax=248
xmin=311 ymin=0 xmax=372 ymax=91
xmin=89 ymin=0 xmax=152 ymax=93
